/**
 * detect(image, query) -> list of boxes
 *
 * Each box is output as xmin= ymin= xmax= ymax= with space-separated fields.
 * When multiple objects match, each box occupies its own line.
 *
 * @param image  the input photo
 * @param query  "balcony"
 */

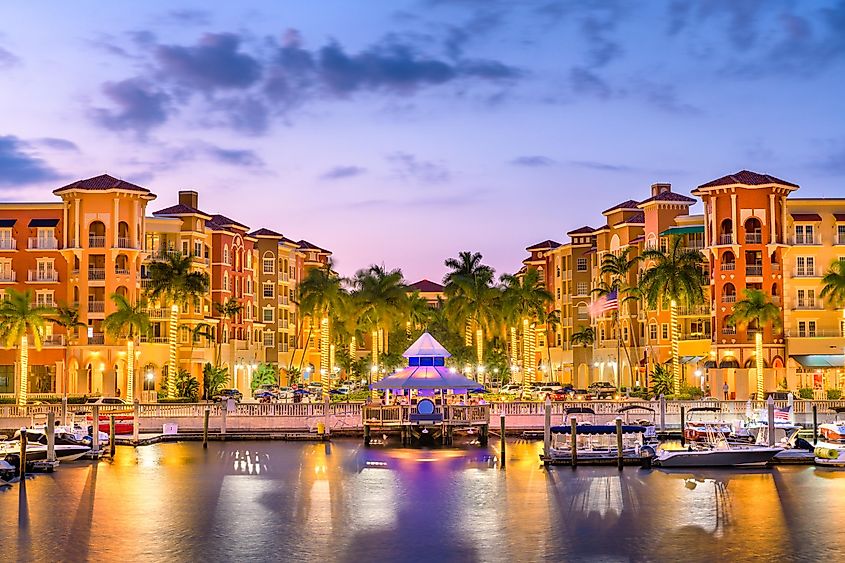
xmin=88 ymin=235 xmax=106 ymax=248
xmin=723 ymin=294 xmax=737 ymax=304
xmin=88 ymin=268 xmax=106 ymax=281
xmin=746 ymin=265 xmax=763 ymax=276
xmin=795 ymin=269 xmax=817 ymax=278
xmin=745 ymin=232 xmax=762 ymax=244
xmin=681 ymin=332 xmax=711 ymax=340
xmin=677 ymin=304 xmax=710 ymax=316
xmin=771 ymin=263 xmax=781 ymax=271
xmin=0 ymin=270 xmax=16 ymax=282
xmin=42 ymin=334 xmax=66 ymax=346
xmin=27 ymin=270 xmax=59 ymax=282
xmin=838 ymin=235 xmax=845 ymax=246
xmin=140 ymin=335 xmax=169 ymax=344
xmin=116 ymin=237 xmax=137 ymax=249
xmin=88 ymin=333 xmax=105 ymax=345
xmin=28 ymin=237 xmax=59 ymax=250
xmin=88 ymin=301 xmax=105 ymax=313
xmin=0 ymin=238 xmax=15 ymax=250
xmin=279 ymin=272 xmax=289 ymax=282
xmin=718 ymin=234 xmax=733 ymax=245
xmin=721 ymin=327 xmax=737 ymax=335
xmin=790 ymin=235 xmax=821 ymax=245
xmin=794 ymin=302 xmax=822 ymax=311
xmin=115 ymin=268 xmax=129 ymax=275
xmin=141 ymin=278 xmax=153 ymax=288
xmin=143 ymin=308 xmax=169 ymax=319
xmin=721 ymin=262 xmax=736 ymax=271
xmin=786 ymin=329 xmax=844 ymax=338
xmin=190 ymin=254 xmax=209 ymax=265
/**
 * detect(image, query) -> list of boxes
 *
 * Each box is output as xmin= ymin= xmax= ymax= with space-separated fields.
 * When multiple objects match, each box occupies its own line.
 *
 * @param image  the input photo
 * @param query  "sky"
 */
xmin=1 ymin=1 xmax=844 ymax=282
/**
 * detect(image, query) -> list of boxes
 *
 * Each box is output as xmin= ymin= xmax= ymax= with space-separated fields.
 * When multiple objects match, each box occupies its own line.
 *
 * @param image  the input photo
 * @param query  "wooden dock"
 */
xmin=363 ymin=404 xmax=490 ymax=446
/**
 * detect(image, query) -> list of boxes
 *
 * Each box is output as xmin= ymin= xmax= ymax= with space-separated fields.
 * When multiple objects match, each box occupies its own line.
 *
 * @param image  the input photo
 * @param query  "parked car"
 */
xmin=550 ymin=390 xmax=569 ymax=401
xmin=213 ymin=389 xmax=243 ymax=403
xmin=336 ymin=386 xmax=352 ymax=395
xmin=253 ymin=384 xmax=280 ymax=399
xmin=570 ymin=389 xmax=590 ymax=400
xmin=587 ymin=382 xmax=617 ymax=399
xmin=84 ymin=397 xmax=128 ymax=405
xmin=501 ymin=384 xmax=522 ymax=394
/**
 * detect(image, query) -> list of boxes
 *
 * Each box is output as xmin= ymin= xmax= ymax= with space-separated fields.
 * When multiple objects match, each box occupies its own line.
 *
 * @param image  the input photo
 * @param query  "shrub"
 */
xmin=679 ymin=384 xmax=704 ymax=400
xmin=798 ymin=387 xmax=814 ymax=400
xmin=827 ymin=389 xmax=842 ymax=400
xmin=651 ymin=364 xmax=673 ymax=397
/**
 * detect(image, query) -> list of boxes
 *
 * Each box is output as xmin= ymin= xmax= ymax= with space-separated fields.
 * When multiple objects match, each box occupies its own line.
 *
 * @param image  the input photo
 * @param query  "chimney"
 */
xmin=651 ymin=183 xmax=671 ymax=197
xmin=178 ymin=190 xmax=198 ymax=209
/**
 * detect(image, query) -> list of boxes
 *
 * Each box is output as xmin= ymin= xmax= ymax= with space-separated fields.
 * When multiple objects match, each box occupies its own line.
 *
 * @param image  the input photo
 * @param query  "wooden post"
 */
xmin=570 ymin=417 xmax=578 ymax=468
xmin=61 ymin=397 xmax=68 ymax=427
xmin=616 ymin=418 xmax=624 ymax=470
xmin=221 ymin=403 xmax=227 ymax=436
xmin=364 ymin=424 xmax=371 ymax=447
xmin=543 ymin=397 xmax=552 ymax=461
xmin=91 ymin=405 xmax=100 ymax=453
xmin=500 ymin=415 xmax=506 ymax=469
xmin=133 ymin=402 xmax=140 ymax=443
xmin=324 ymin=394 xmax=331 ymax=437
xmin=659 ymin=394 xmax=666 ymax=432
xmin=19 ymin=428 xmax=27 ymax=479
xmin=109 ymin=415 xmax=116 ymax=458
xmin=680 ymin=406 xmax=686 ymax=447
xmin=203 ymin=408 xmax=210 ymax=449
xmin=812 ymin=404 xmax=818 ymax=445
xmin=767 ymin=396 xmax=776 ymax=446
xmin=46 ymin=412 xmax=56 ymax=463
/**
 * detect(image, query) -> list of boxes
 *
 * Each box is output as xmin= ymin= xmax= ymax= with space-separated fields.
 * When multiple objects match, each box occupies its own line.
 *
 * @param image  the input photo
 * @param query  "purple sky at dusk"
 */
xmin=1 ymin=1 xmax=844 ymax=282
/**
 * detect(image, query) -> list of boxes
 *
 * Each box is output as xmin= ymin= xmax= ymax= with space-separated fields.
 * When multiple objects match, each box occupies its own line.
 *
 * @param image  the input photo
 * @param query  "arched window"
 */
xmin=86 ymin=363 xmax=93 ymax=393
xmin=223 ymin=245 xmax=230 ymax=265
xmin=118 ymin=221 xmax=130 ymax=247
xmin=720 ymin=219 xmax=733 ymax=244
xmin=116 ymin=285 xmax=128 ymax=298
xmin=247 ymin=251 xmax=252 ymax=269
xmin=723 ymin=282 xmax=736 ymax=303
xmin=115 ymin=254 xmax=129 ymax=274
xmin=721 ymin=250 xmax=735 ymax=271
xmin=223 ymin=273 xmax=229 ymax=291
xmin=88 ymin=221 xmax=106 ymax=248
xmin=744 ymin=217 xmax=762 ymax=244
xmin=576 ymin=303 xmax=588 ymax=321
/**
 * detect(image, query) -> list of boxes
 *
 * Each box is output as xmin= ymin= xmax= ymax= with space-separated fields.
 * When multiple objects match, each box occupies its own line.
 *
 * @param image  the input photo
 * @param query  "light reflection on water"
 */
xmin=2 ymin=439 xmax=845 ymax=561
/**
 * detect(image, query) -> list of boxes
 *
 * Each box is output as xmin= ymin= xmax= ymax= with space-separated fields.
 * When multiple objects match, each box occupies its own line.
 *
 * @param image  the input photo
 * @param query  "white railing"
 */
xmin=795 ymin=268 xmax=817 ymax=278
xmin=721 ymin=263 xmax=736 ymax=271
xmin=88 ymin=235 xmax=106 ymax=248
xmin=718 ymin=234 xmax=733 ymax=245
xmin=28 ymin=269 xmax=59 ymax=282
xmin=28 ymin=237 xmax=59 ymax=249
xmin=0 ymin=270 xmax=16 ymax=282
xmin=723 ymin=294 xmax=736 ymax=303
xmin=745 ymin=232 xmax=762 ymax=244
xmin=0 ymin=239 xmax=15 ymax=250
xmin=88 ymin=268 xmax=105 ymax=281
xmin=88 ymin=301 xmax=105 ymax=313
xmin=790 ymin=235 xmax=821 ymax=245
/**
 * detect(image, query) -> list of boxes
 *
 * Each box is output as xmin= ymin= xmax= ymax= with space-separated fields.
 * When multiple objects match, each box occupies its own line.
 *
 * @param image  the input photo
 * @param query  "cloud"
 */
xmin=511 ymin=155 xmax=555 ymax=167
xmin=387 ymin=152 xmax=450 ymax=183
xmin=0 ymin=136 xmax=64 ymax=187
xmin=321 ymin=165 xmax=366 ymax=180
xmin=161 ymin=9 xmax=212 ymax=26
xmin=154 ymin=33 xmax=262 ymax=91
xmin=37 ymin=138 xmax=79 ymax=151
xmin=0 ymin=46 xmax=19 ymax=69
xmin=569 ymin=67 xmax=613 ymax=99
xmin=91 ymin=78 xmax=171 ymax=134
xmin=203 ymin=145 xmax=264 ymax=168
xmin=569 ymin=160 xmax=634 ymax=173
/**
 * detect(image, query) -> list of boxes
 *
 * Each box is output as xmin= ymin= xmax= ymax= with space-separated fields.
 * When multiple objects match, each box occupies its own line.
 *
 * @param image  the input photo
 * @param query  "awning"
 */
xmin=0 ymin=219 xmax=16 ymax=227
xmin=660 ymin=225 xmax=704 ymax=236
xmin=28 ymin=218 xmax=59 ymax=227
xmin=835 ymin=213 xmax=845 ymax=222
xmin=681 ymin=355 xmax=704 ymax=364
xmin=790 ymin=355 xmax=845 ymax=368
xmin=790 ymin=213 xmax=821 ymax=222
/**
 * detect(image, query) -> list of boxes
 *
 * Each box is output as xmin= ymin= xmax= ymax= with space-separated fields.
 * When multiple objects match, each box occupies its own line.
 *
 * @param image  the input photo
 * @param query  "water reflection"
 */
xmin=1 ymin=440 xmax=845 ymax=561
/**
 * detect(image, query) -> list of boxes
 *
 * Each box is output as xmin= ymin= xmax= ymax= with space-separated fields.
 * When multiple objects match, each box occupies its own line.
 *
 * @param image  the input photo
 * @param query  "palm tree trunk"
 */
xmin=127 ymin=339 xmax=135 ymax=402
xmin=475 ymin=328 xmax=483 ymax=365
xmin=18 ymin=335 xmax=28 ymax=407
xmin=320 ymin=316 xmax=329 ymax=379
xmin=510 ymin=326 xmax=517 ymax=368
xmin=168 ymin=304 xmax=178 ymax=398
xmin=371 ymin=329 xmax=379 ymax=372
xmin=465 ymin=322 xmax=472 ymax=348
xmin=670 ymin=300 xmax=680 ymax=394
xmin=298 ymin=318 xmax=314 ymax=372
xmin=756 ymin=331 xmax=764 ymax=399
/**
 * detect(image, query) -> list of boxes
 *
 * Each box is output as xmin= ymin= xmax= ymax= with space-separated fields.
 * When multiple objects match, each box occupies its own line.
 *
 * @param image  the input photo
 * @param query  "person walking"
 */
xmin=722 ymin=381 xmax=730 ymax=401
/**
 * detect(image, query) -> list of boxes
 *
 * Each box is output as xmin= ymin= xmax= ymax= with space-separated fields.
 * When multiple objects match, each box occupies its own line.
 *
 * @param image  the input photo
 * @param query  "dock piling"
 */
xmin=680 ymin=406 xmax=686 ymax=447
xmin=61 ymin=397 xmax=67 ymax=427
xmin=203 ymin=408 xmax=210 ymax=449
xmin=221 ymin=404 xmax=227 ymax=436
xmin=543 ymin=397 xmax=551 ymax=461
xmin=46 ymin=412 xmax=56 ymax=463
xmin=615 ymin=418 xmax=623 ymax=470
xmin=19 ymin=427 xmax=27 ymax=479
xmin=767 ymin=396 xmax=775 ymax=447
xmin=91 ymin=405 xmax=100 ymax=453
xmin=570 ymin=418 xmax=578 ymax=468
xmin=109 ymin=415 xmax=116 ymax=458
xmin=659 ymin=394 xmax=666 ymax=431
xmin=812 ymin=404 xmax=818 ymax=445
xmin=133 ymin=402 xmax=140 ymax=443
xmin=500 ymin=415 xmax=506 ymax=469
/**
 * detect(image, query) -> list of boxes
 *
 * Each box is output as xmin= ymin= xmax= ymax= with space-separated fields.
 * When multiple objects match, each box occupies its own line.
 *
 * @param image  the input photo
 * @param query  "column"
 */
xmin=730 ymin=192 xmax=737 ymax=244
xmin=62 ymin=202 xmax=68 ymax=248
xmin=133 ymin=199 xmax=139 ymax=248
xmin=769 ymin=194 xmax=776 ymax=243
xmin=113 ymin=197 xmax=119 ymax=247
xmin=781 ymin=195 xmax=787 ymax=244
xmin=74 ymin=198 xmax=81 ymax=246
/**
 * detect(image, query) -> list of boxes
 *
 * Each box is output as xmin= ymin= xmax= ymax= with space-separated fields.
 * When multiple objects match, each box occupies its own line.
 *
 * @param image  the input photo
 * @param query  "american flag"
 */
xmin=774 ymin=407 xmax=790 ymax=422
xmin=589 ymin=289 xmax=619 ymax=318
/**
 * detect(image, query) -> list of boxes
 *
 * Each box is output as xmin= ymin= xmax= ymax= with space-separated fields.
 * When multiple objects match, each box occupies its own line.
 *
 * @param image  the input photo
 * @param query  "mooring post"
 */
xmin=19 ymin=428 xmax=27 ymax=479
xmin=109 ymin=415 xmax=116 ymax=458
xmin=61 ymin=396 xmax=68 ymax=427
xmin=812 ymin=403 xmax=818 ymax=445
xmin=324 ymin=394 xmax=331 ymax=437
xmin=203 ymin=408 xmax=210 ymax=449
xmin=659 ymin=394 xmax=666 ymax=432
xmin=91 ymin=405 xmax=100 ymax=453
xmin=767 ymin=396 xmax=776 ymax=446
xmin=364 ymin=424 xmax=371 ymax=447
xmin=500 ymin=415 xmax=506 ymax=469
xmin=616 ymin=417 xmax=624 ymax=470
xmin=221 ymin=403 xmax=227 ymax=436
xmin=132 ymin=402 xmax=140 ymax=443
xmin=543 ymin=397 xmax=552 ymax=461
xmin=570 ymin=417 xmax=578 ymax=469
xmin=47 ymin=412 xmax=56 ymax=463
xmin=680 ymin=406 xmax=686 ymax=447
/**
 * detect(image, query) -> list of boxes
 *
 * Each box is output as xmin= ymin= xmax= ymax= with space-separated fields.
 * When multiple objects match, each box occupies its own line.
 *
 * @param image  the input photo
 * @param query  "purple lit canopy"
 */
xmin=370 ymin=333 xmax=478 ymax=391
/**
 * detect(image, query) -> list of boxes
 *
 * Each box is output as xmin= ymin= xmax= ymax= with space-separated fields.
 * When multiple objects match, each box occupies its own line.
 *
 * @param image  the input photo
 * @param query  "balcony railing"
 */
xmin=88 ymin=268 xmax=105 ymax=281
xmin=141 ymin=278 xmax=153 ymax=288
xmin=28 ymin=270 xmax=59 ymax=282
xmin=0 ymin=239 xmax=15 ymax=250
xmin=745 ymin=232 xmax=762 ymax=244
xmin=677 ymin=305 xmax=710 ymax=316
xmin=140 ymin=335 xmax=169 ymax=344
xmin=681 ymin=332 xmax=711 ymax=340
xmin=785 ymin=329 xmax=843 ymax=338
xmin=746 ymin=265 xmax=763 ymax=276
xmin=116 ymin=237 xmax=135 ymax=249
xmin=115 ymin=267 xmax=129 ymax=275
xmin=790 ymin=235 xmax=821 ymax=245
xmin=795 ymin=269 xmax=817 ymax=278
xmin=143 ymin=308 xmax=169 ymax=319
xmin=721 ymin=262 xmax=736 ymax=271
xmin=28 ymin=237 xmax=59 ymax=250
xmin=721 ymin=327 xmax=737 ymax=335
xmin=772 ymin=263 xmax=781 ymax=271
xmin=42 ymin=334 xmax=66 ymax=346
xmin=0 ymin=270 xmax=16 ymax=282
xmin=88 ymin=333 xmax=105 ymax=345
xmin=718 ymin=234 xmax=733 ymax=245
xmin=723 ymin=294 xmax=737 ymax=303
xmin=88 ymin=301 xmax=105 ymax=313
xmin=838 ymin=235 xmax=845 ymax=246
xmin=794 ymin=303 xmax=822 ymax=310
xmin=88 ymin=235 xmax=106 ymax=248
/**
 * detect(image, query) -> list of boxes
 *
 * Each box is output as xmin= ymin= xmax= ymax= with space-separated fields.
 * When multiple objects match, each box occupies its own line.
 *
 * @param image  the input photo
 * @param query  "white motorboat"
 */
xmin=683 ymin=407 xmax=733 ymax=443
xmin=654 ymin=444 xmax=782 ymax=468
xmin=546 ymin=415 xmax=650 ymax=462
xmin=0 ymin=429 xmax=91 ymax=465
xmin=813 ymin=421 xmax=845 ymax=467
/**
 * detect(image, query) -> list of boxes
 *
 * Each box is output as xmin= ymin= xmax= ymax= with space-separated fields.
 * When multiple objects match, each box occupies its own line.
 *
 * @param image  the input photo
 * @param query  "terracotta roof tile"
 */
xmin=526 ymin=239 xmax=562 ymax=251
xmin=567 ymin=225 xmax=595 ymax=235
xmin=697 ymin=170 xmax=798 ymax=189
xmin=208 ymin=214 xmax=248 ymax=230
xmin=614 ymin=211 xmax=644 ymax=226
xmin=602 ymin=199 xmax=640 ymax=214
xmin=638 ymin=191 xmax=696 ymax=206
xmin=249 ymin=228 xmax=283 ymax=238
xmin=54 ymin=174 xmax=149 ymax=194
xmin=153 ymin=203 xmax=209 ymax=217
xmin=407 ymin=279 xmax=445 ymax=293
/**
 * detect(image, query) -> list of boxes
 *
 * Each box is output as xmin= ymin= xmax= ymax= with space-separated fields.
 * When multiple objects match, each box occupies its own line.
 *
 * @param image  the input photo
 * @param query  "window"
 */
xmin=622 ymin=324 xmax=629 ymax=342
xmin=795 ymin=224 xmax=815 ymax=244
xmin=263 ymin=256 xmax=275 ymax=274
xmin=263 ymin=308 xmax=274 ymax=323
xmin=0 ymin=365 xmax=13 ymax=393
xmin=247 ymin=252 xmax=253 ymax=269
xmin=556 ymin=265 xmax=561 ymax=278
xmin=246 ymin=278 xmax=252 ymax=294
xmin=0 ymin=228 xmax=13 ymax=250
xmin=263 ymin=282 xmax=274 ymax=298
xmin=649 ymin=323 xmax=658 ymax=340
xmin=577 ymin=304 xmax=588 ymax=321
xmin=576 ymin=258 xmax=588 ymax=272
xmin=661 ymin=323 xmax=669 ymax=340
xmin=796 ymin=256 xmax=815 ymax=277
xmin=838 ymin=225 xmax=845 ymax=245
xmin=556 ymin=288 xmax=561 ymax=300
xmin=798 ymin=320 xmax=816 ymax=338
xmin=223 ymin=245 xmax=230 ymax=265
xmin=263 ymin=331 xmax=275 ymax=347
xmin=797 ymin=289 xmax=816 ymax=309
xmin=576 ymin=282 xmax=588 ymax=295
xmin=29 ymin=365 xmax=56 ymax=393
xmin=194 ymin=241 xmax=202 ymax=258
xmin=182 ymin=240 xmax=189 ymax=255
xmin=35 ymin=291 xmax=55 ymax=307
xmin=223 ymin=273 xmax=229 ymax=291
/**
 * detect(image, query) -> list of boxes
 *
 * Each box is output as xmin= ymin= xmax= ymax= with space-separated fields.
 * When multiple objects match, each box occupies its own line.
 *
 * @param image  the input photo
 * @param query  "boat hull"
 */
xmin=655 ymin=447 xmax=781 ymax=468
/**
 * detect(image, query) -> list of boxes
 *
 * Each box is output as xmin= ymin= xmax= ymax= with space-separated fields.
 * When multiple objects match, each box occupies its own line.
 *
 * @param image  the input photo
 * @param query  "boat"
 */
xmin=87 ymin=414 xmax=135 ymax=435
xmin=813 ymin=416 xmax=845 ymax=467
xmin=546 ymin=421 xmax=651 ymax=462
xmin=0 ymin=429 xmax=91 ymax=466
xmin=683 ymin=406 xmax=733 ymax=442
xmin=617 ymin=404 xmax=658 ymax=444
xmin=656 ymin=424 xmax=781 ymax=467
xmin=738 ymin=407 xmax=801 ymax=445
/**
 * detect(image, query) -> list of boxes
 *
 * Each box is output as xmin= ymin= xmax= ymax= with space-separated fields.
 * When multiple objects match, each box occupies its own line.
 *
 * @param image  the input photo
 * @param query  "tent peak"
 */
xmin=403 ymin=332 xmax=452 ymax=358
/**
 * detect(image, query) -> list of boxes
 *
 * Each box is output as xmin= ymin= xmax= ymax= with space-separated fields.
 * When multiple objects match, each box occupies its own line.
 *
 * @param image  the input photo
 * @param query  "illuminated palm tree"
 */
xmin=598 ymin=248 xmax=640 ymax=387
xmin=145 ymin=252 xmax=210 ymax=398
xmin=103 ymin=293 xmax=150 ymax=402
xmin=214 ymin=296 xmax=244 ymax=366
xmin=0 ymin=289 xmax=54 ymax=406
xmin=639 ymin=235 xmax=706 ymax=393
xmin=728 ymin=289 xmax=781 ymax=399
xmin=500 ymin=268 xmax=552 ymax=385
xmin=570 ymin=326 xmax=595 ymax=347
xmin=296 ymin=261 xmax=346 ymax=378
xmin=351 ymin=265 xmax=407 ymax=372
xmin=444 ymin=251 xmax=495 ymax=349
xmin=51 ymin=303 xmax=85 ymax=398
xmin=445 ymin=266 xmax=501 ymax=367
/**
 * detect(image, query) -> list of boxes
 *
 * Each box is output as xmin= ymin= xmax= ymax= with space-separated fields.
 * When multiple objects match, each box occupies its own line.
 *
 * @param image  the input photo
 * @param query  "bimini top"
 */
xmin=550 ymin=425 xmax=647 ymax=434
xmin=370 ymin=332 xmax=477 ymax=390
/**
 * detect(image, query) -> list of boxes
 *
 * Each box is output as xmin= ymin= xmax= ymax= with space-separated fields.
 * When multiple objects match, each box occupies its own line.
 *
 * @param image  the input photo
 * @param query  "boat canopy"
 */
xmin=550 ymin=425 xmax=647 ymax=434
xmin=565 ymin=407 xmax=596 ymax=415
xmin=687 ymin=406 xmax=722 ymax=413
xmin=617 ymin=405 xmax=655 ymax=413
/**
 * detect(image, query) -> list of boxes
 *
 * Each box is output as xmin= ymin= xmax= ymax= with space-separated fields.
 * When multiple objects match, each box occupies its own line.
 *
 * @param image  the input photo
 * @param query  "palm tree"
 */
xmin=184 ymin=322 xmax=214 ymax=368
xmin=406 ymin=290 xmax=433 ymax=332
xmin=444 ymin=251 xmax=495 ymax=348
xmin=639 ymin=235 xmax=706 ymax=394
xmin=296 ymin=261 xmax=346 ymax=380
xmin=214 ymin=296 xmax=244 ymax=367
xmin=445 ymin=267 xmax=501 ymax=368
xmin=728 ymin=288 xmax=781 ymax=399
xmin=500 ymin=268 xmax=552 ymax=384
xmin=51 ymin=303 xmax=85 ymax=398
xmin=821 ymin=259 xmax=845 ymax=309
xmin=0 ymin=289 xmax=54 ymax=406
xmin=597 ymin=248 xmax=641 ymax=388
xmin=145 ymin=252 xmax=210 ymax=398
xmin=351 ymin=265 xmax=407 ymax=373
xmin=543 ymin=309 xmax=561 ymax=380
xmin=103 ymin=293 xmax=150 ymax=402
xmin=570 ymin=326 xmax=595 ymax=347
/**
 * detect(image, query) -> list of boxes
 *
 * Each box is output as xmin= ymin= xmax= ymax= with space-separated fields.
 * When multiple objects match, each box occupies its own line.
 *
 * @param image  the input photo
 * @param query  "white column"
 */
xmin=781 ymin=195 xmax=788 ymax=244
xmin=769 ymin=194 xmax=776 ymax=243
xmin=703 ymin=198 xmax=710 ymax=248
xmin=730 ymin=192 xmax=738 ymax=244
xmin=62 ymin=202 xmax=68 ymax=248
xmin=74 ymin=198 xmax=80 ymax=246
xmin=113 ymin=197 xmax=119 ymax=246
xmin=133 ymin=199 xmax=139 ymax=248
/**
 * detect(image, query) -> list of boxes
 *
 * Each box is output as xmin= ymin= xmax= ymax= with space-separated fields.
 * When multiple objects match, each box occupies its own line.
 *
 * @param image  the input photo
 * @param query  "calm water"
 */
xmin=2 ymin=438 xmax=845 ymax=562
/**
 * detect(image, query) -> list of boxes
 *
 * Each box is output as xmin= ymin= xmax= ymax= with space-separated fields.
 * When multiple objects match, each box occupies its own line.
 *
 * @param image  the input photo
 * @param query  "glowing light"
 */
xmin=127 ymin=339 xmax=135 ymax=402
xmin=168 ymin=303 xmax=179 ymax=398
xmin=18 ymin=335 xmax=28 ymax=406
